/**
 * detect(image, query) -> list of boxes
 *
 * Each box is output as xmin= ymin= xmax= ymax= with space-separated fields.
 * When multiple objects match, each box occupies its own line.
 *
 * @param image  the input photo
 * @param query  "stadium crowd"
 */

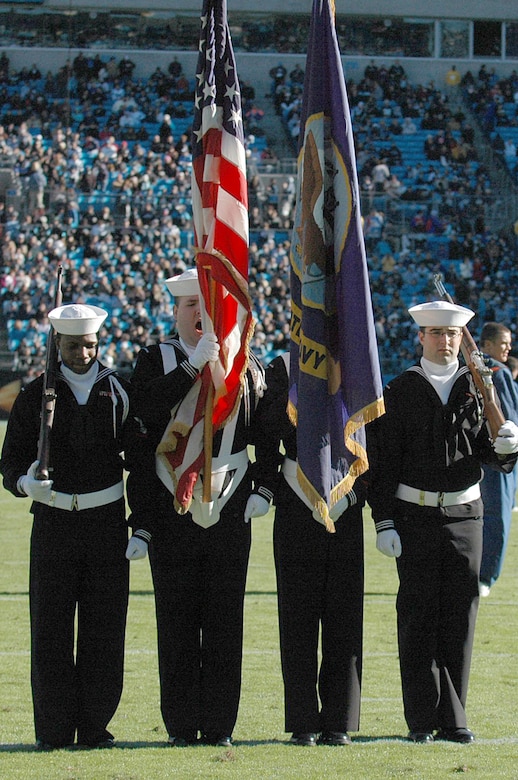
xmin=1 ymin=51 xmax=518 ymax=383
xmin=459 ymin=65 xmax=518 ymax=180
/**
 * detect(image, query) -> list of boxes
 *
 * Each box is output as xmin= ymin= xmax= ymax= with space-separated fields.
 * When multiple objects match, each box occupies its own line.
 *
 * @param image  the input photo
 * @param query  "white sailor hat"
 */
xmin=408 ymin=300 xmax=475 ymax=327
xmin=165 ymin=267 xmax=200 ymax=298
xmin=48 ymin=304 xmax=108 ymax=335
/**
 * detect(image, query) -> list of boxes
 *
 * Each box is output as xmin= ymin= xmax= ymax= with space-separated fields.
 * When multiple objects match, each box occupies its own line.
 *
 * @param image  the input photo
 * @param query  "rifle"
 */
xmin=434 ymin=274 xmax=504 ymax=441
xmin=36 ymin=265 xmax=63 ymax=480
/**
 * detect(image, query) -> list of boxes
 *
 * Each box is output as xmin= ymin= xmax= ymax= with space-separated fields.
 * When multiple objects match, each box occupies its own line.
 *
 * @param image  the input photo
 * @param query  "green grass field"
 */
xmin=1 ymin=420 xmax=517 ymax=779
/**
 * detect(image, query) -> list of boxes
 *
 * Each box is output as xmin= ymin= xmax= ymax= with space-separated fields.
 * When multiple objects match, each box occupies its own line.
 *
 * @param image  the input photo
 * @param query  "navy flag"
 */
xmin=289 ymin=0 xmax=385 ymax=532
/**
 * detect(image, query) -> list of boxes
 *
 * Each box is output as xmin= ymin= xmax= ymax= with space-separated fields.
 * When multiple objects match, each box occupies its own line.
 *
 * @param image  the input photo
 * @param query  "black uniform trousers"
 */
xmin=395 ymin=510 xmax=482 ymax=733
xmin=273 ymin=481 xmax=364 ymax=734
xmin=30 ymin=500 xmax=129 ymax=747
xmin=148 ymin=478 xmax=252 ymax=740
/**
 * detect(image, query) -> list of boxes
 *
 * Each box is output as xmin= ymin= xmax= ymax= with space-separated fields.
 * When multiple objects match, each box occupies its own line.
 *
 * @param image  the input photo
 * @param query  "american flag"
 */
xmin=191 ymin=0 xmax=253 ymax=430
xmin=156 ymin=0 xmax=252 ymax=514
xmin=289 ymin=0 xmax=385 ymax=531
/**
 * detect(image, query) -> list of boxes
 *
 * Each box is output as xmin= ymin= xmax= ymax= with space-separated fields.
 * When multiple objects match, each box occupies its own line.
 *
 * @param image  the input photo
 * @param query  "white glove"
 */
xmin=330 ymin=493 xmax=350 ymax=521
xmin=493 ymin=420 xmax=518 ymax=455
xmin=312 ymin=494 xmax=353 ymax=523
xmin=17 ymin=460 xmax=53 ymax=503
xmin=125 ymin=536 xmax=148 ymax=560
xmin=189 ymin=333 xmax=220 ymax=370
xmin=244 ymin=494 xmax=270 ymax=523
xmin=376 ymin=529 xmax=402 ymax=558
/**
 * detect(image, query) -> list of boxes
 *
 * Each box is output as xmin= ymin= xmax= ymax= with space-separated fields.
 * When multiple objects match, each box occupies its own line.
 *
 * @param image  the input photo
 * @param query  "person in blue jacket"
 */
xmin=479 ymin=322 xmax=518 ymax=596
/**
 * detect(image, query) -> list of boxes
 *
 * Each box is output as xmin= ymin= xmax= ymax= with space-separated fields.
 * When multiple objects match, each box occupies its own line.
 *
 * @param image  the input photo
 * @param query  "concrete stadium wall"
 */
xmin=45 ymin=0 xmax=518 ymax=22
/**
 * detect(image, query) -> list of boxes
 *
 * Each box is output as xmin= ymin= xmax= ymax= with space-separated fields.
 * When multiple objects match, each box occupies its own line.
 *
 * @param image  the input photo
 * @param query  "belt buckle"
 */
xmin=438 ymin=491 xmax=445 ymax=507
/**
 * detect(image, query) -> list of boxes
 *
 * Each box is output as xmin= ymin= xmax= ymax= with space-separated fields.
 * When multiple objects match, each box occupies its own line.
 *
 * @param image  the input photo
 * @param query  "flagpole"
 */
xmin=202 ymin=276 xmax=216 ymax=502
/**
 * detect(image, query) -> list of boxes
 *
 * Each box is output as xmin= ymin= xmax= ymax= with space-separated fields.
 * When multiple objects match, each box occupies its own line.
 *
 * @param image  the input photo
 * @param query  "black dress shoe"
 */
xmin=78 ymin=737 xmax=115 ymax=749
xmin=217 ymin=736 xmax=233 ymax=748
xmin=35 ymin=740 xmax=57 ymax=751
xmin=200 ymin=734 xmax=233 ymax=747
xmin=290 ymin=732 xmax=317 ymax=746
xmin=435 ymin=728 xmax=475 ymax=744
xmin=35 ymin=739 xmax=74 ymax=751
xmin=168 ymin=735 xmax=197 ymax=747
xmin=407 ymin=731 xmax=434 ymax=743
xmin=319 ymin=731 xmax=352 ymax=745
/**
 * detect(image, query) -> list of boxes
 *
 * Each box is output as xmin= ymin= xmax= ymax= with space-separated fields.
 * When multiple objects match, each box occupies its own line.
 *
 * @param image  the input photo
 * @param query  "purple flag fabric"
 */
xmin=289 ymin=0 xmax=385 ymax=532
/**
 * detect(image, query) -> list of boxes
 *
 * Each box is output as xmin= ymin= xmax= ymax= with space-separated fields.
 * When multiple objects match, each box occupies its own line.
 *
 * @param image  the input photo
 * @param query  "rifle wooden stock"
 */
xmin=433 ymin=274 xmax=505 ymax=441
xmin=459 ymin=327 xmax=505 ymax=440
xmin=36 ymin=265 xmax=63 ymax=480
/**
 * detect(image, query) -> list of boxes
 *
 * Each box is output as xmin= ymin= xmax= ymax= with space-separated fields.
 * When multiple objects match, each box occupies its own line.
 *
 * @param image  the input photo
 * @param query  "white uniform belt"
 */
xmin=208 ymin=450 xmax=249 ymax=474
xmin=281 ymin=457 xmax=355 ymax=526
xmin=281 ymin=457 xmax=314 ymax=512
xmin=282 ymin=457 xmax=298 ymax=478
xmin=44 ymin=481 xmax=124 ymax=511
xmin=189 ymin=449 xmax=250 ymax=528
xmin=395 ymin=482 xmax=481 ymax=507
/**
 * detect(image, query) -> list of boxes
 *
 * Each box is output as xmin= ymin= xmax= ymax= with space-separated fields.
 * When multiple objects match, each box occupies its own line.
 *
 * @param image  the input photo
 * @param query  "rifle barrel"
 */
xmin=35 ymin=265 xmax=63 ymax=481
